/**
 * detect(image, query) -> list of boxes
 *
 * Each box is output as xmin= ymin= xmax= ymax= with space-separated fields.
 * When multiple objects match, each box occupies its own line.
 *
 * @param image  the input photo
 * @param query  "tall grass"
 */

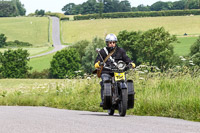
xmin=0 ymin=72 xmax=199 ymax=121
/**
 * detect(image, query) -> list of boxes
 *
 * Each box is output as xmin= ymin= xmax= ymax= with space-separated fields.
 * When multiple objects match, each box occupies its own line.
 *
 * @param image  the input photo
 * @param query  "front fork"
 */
xmin=112 ymin=78 xmax=127 ymax=105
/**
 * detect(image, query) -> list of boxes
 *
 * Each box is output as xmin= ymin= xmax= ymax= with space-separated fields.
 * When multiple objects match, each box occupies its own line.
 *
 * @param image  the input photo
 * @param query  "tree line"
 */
xmin=0 ymin=0 xmax=26 ymax=17
xmin=62 ymin=0 xmax=200 ymax=15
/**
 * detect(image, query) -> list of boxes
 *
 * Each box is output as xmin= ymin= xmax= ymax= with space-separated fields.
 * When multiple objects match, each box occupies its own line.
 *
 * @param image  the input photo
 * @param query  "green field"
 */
xmin=0 ymin=17 xmax=50 ymax=46
xmin=173 ymin=36 xmax=198 ymax=56
xmin=29 ymin=53 xmax=55 ymax=72
xmin=61 ymin=16 xmax=200 ymax=44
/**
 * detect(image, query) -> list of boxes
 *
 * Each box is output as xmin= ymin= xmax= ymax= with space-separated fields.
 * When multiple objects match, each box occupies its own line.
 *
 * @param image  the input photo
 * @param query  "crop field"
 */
xmin=0 ymin=72 xmax=199 ymax=121
xmin=0 ymin=17 xmax=50 ymax=46
xmin=61 ymin=16 xmax=200 ymax=44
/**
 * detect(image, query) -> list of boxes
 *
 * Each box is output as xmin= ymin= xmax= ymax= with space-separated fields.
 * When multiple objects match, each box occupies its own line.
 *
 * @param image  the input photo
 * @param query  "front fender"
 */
xmin=119 ymin=82 xmax=127 ymax=89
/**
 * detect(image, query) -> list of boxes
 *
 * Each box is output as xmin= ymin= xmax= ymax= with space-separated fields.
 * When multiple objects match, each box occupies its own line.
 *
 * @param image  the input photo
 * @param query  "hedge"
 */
xmin=45 ymin=12 xmax=69 ymax=21
xmin=74 ymin=9 xmax=200 ymax=20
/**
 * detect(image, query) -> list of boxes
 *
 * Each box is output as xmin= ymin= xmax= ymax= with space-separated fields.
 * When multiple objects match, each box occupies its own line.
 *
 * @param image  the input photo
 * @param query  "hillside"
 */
xmin=61 ymin=15 xmax=200 ymax=44
xmin=0 ymin=17 xmax=50 ymax=46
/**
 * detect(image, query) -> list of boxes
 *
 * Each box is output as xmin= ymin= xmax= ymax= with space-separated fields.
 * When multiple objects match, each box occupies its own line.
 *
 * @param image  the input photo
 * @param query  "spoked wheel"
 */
xmin=118 ymin=89 xmax=127 ymax=117
xmin=108 ymin=109 xmax=115 ymax=115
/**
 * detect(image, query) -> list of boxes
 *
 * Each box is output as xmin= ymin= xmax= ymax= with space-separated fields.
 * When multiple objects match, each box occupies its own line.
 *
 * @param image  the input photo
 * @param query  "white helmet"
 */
xmin=105 ymin=33 xmax=118 ymax=42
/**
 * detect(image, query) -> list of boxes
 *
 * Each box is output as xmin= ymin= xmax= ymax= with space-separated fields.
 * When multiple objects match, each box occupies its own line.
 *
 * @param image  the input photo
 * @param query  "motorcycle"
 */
xmin=101 ymin=61 xmax=135 ymax=117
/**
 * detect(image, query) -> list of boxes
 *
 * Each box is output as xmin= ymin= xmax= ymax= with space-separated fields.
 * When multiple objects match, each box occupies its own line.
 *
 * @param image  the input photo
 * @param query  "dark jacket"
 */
xmin=94 ymin=46 xmax=132 ymax=74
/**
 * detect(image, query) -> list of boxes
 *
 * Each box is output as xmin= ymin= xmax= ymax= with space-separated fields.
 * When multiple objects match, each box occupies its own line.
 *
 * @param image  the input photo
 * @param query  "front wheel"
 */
xmin=118 ymin=89 xmax=127 ymax=117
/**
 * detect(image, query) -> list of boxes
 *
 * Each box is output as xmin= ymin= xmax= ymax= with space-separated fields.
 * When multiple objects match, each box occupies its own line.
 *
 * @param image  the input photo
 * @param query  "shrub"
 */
xmin=0 ymin=34 xmax=7 ymax=48
xmin=191 ymin=53 xmax=200 ymax=66
xmin=6 ymin=40 xmax=32 ymax=47
xmin=0 ymin=49 xmax=32 ymax=78
xmin=190 ymin=36 xmax=200 ymax=56
xmin=45 ymin=12 xmax=69 ymax=21
xmin=190 ymin=36 xmax=200 ymax=66
xmin=27 ymin=69 xmax=51 ymax=79
xmin=50 ymin=48 xmax=81 ymax=79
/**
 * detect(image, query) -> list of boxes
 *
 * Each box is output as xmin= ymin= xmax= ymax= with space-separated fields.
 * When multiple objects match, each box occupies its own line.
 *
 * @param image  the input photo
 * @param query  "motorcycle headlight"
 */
xmin=117 ymin=61 xmax=126 ymax=70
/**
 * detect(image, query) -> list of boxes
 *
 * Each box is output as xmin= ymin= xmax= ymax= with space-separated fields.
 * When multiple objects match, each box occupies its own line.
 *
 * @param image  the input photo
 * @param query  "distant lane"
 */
xmin=29 ymin=17 xmax=68 ymax=59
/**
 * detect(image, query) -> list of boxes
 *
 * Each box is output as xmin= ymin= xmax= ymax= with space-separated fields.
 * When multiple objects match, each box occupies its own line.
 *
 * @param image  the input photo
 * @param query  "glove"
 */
xmin=131 ymin=62 xmax=136 ymax=68
xmin=95 ymin=61 xmax=100 ymax=69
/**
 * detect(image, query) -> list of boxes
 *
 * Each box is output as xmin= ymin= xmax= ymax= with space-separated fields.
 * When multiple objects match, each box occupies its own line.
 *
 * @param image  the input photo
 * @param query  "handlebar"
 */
xmin=103 ymin=63 xmax=132 ymax=72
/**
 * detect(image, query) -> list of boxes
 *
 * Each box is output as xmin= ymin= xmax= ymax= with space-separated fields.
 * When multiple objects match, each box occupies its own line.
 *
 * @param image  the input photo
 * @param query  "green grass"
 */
xmin=0 ymin=17 xmax=50 ymax=47
xmin=61 ymin=16 xmax=200 ymax=44
xmin=0 ymin=47 xmax=54 ymax=56
xmin=29 ymin=53 xmax=55 ymax=72
xmin=0 ymin=72 xmax=199 ymax=121
xmin=173 ymin=36 xmax=199 ymax=56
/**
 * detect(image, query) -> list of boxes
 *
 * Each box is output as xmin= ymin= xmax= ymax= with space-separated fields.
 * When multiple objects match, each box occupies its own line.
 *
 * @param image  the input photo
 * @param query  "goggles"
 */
xmin=109 ymin=41 xmax=116 ymax=44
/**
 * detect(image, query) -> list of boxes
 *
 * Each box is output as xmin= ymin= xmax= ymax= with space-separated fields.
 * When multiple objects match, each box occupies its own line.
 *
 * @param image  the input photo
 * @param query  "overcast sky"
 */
xmin=20 ymin=0 xmax=178 ymax=15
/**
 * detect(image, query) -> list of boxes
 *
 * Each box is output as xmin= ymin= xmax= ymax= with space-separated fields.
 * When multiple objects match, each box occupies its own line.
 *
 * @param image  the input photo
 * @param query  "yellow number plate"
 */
xmin=114 ymin=72 xmax=125 ymax=81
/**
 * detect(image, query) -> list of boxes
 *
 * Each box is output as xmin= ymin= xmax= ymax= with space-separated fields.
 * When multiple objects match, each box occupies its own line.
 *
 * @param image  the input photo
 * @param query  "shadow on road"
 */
xmin=79 ymin=113 xmax=126 ymax=117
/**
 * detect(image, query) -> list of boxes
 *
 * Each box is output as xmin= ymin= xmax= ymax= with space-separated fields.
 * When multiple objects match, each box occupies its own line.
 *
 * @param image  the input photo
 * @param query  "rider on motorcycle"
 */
xmin=94 ymin=33 xmax=136 ymax=107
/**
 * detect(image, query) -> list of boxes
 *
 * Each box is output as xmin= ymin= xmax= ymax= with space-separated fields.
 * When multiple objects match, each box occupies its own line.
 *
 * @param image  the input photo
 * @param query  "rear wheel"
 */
xmin=118 ymin=89 xmax=127 ymax=117
xmin=108 ymin=109 xmax=115 ymax=115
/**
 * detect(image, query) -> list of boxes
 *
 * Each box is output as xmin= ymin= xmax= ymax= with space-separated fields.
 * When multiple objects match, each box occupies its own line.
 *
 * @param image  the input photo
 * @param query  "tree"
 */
xmin=62 ymin=3 xmax=76 ymax=15
xmin=119 ymin=0 xmax=131 ymax=12
xmin=136 ymin=4 xmax=150 ymax=11
xmin=137 ymin=27 xmax=177 ymax=70
xmin=82 ymin=37 xmax=105 ymax=73
xmin=0 ymin=0 xmax=26 ymax=17
xmin=0 ymin=34 xmax=7 ymax=48
xmin=35 ymin=9 xmax=45 ymax=16
xmin=15 ymin=0 xmax=26 ymax=15
xmin=80 ymin=0 xmax=99 ymax=14
xmin=172 ymin=1 xmax=185 ymax=10
xmin=117 ymin=30 xmax=142 ymax=64
xmin=0 ymin=49 xmax=31 ymax=78
xmin=118 ymin=27 xmax=177 ymax=70
xmin=0 ymin=1 xmax=17 ymax=17
xmin=150 ymin=1 xmax=172 ymax=11
xmin=50 ymin=48 xmax=81 ymax=79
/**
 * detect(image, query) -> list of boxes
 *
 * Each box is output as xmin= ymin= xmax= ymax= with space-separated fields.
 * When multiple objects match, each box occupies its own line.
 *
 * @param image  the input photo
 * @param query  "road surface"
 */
xmin=0 ymin=106 xmax=199 ymax=133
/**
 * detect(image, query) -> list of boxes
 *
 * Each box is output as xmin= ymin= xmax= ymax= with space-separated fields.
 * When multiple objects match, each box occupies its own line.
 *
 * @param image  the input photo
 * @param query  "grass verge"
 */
xmin=0 ymin=72 xmax=199 ymax=122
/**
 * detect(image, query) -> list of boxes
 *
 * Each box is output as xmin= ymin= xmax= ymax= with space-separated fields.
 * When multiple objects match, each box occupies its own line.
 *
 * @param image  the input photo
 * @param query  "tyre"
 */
xmin=108 ymin=109 xmax=115 ymax=115
xmin=118 ymin=89 xmax=127 ymax=117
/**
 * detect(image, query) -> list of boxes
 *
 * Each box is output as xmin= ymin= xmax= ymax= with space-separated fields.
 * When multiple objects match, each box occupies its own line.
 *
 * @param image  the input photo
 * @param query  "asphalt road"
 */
xmin=0 ymin=106 xmax=199 ymax=133
xmin=29 ymin=17 xmax=68 ymax=59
